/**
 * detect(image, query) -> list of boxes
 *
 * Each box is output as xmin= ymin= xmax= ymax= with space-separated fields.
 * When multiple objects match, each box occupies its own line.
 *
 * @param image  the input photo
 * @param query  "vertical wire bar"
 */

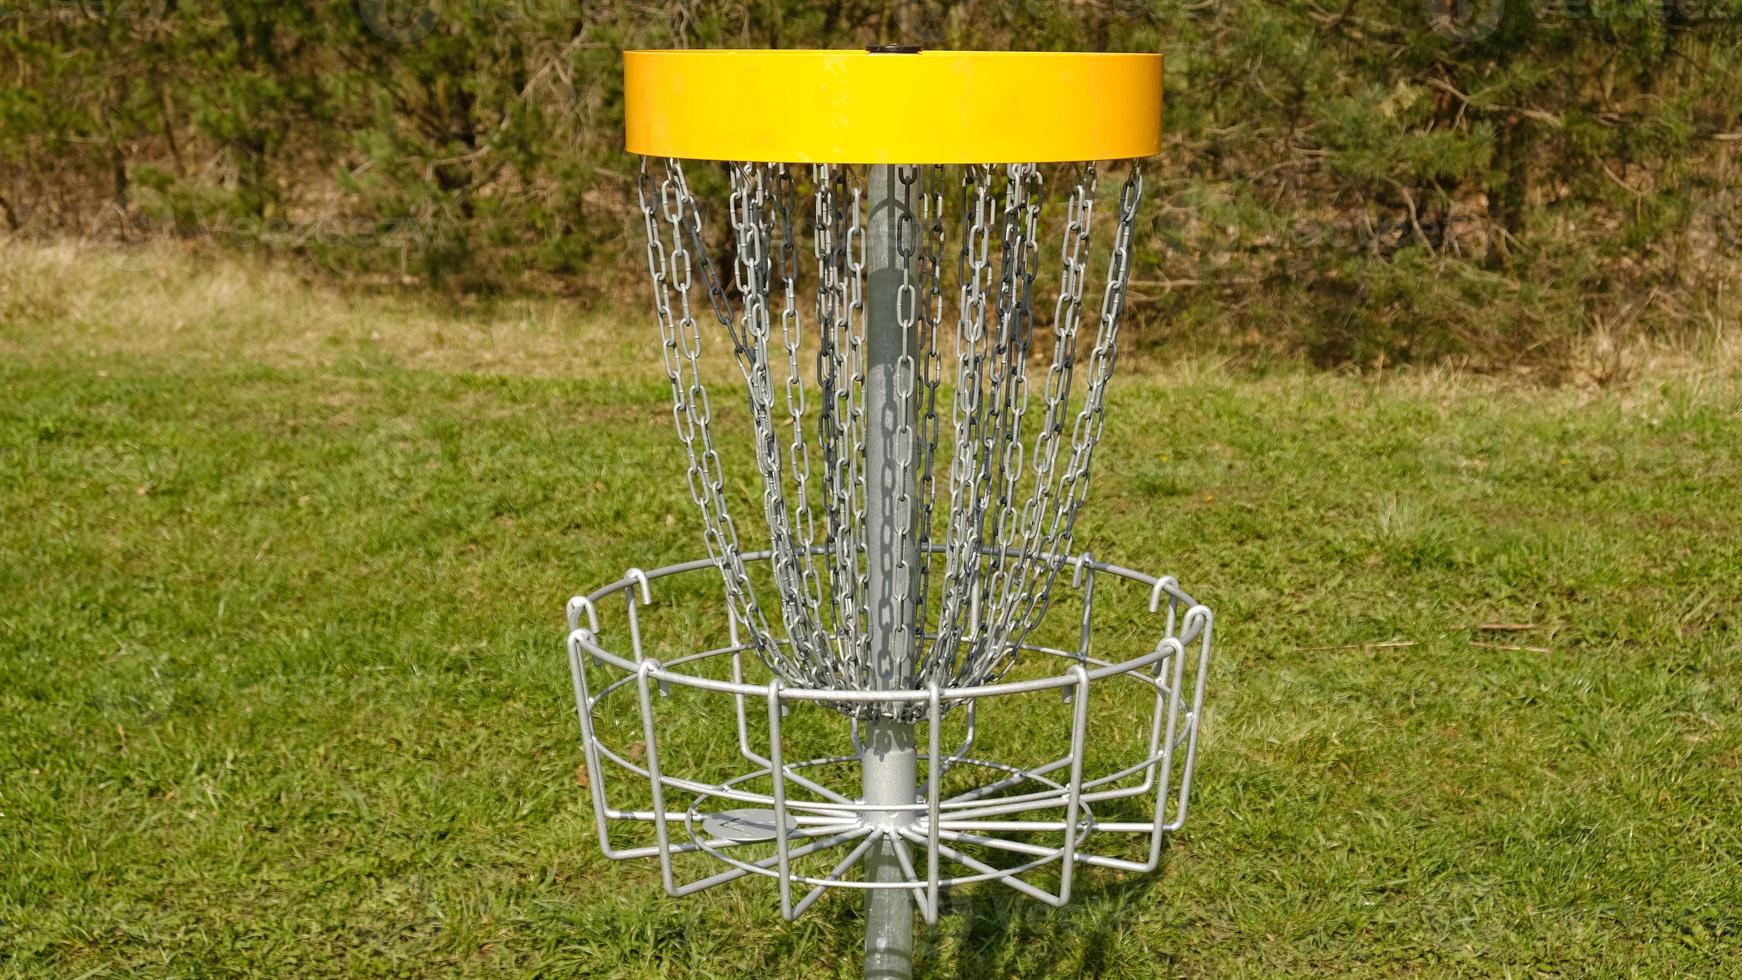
xmin=1144 ymin=637 xmax=1187 ymax=869
xmin=568 ymin=634 xmax=623 ymax=859
xmin=626 ymin=593 xmax=644 ymax=662
xmin=1165 ymin=609 xmax=1214 ymax=833
xmin=949 ymin=700 xmax=978 ymax=768
xmin=1127 ymin=576 xmax=1180 ymax=803
xmin=731 ymin=644 xmax=755 ymax=763
xmin=766 ymin=678 xmax=794 ymax=919
xmin=1132 ymin=640 xmax=1172 ymax=799
xmin=625 ymin=569 xmax=666 ymax=696
xmin=1058 ymin=665 xmax=1092 ymax=904
xmin=926 ymin=682 xmax=943 ymax=924
xmin=1155 ymin=623 xmax=1191 ymax=836
xmin=1067 ymin=556 xmax=1095 ymax=703
xmin=728 ymin=586 xmax=752 ymax=761
xmin=635 ymin=660 xmax=676 ymax=895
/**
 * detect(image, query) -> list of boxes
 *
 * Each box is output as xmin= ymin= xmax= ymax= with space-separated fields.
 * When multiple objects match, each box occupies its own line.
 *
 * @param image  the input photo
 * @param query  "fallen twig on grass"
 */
xmin=1471 ymin=641 xmax=1553 ymax=653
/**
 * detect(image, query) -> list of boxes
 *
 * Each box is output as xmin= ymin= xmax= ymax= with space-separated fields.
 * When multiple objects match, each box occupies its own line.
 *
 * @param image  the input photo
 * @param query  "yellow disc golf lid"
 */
xmin=624 ymin=49 xmax=1163 ymax=164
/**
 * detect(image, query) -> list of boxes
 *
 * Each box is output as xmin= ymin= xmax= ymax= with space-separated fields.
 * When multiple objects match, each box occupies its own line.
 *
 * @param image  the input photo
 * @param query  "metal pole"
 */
xmin=861 ymin=162 xmax=919 ymax=980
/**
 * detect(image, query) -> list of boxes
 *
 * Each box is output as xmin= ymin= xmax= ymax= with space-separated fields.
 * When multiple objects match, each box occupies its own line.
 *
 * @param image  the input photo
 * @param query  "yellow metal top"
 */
xmin=624 ymin=49 xmax=1162 ymax=164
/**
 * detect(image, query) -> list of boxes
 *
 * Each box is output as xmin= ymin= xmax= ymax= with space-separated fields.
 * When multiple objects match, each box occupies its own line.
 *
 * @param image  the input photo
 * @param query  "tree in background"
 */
xmin=0 ymin=0 xmax=1736 ymax=373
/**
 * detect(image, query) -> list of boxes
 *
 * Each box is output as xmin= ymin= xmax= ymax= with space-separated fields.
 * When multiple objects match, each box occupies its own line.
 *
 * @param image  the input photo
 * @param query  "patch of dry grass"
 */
xmin=0 ymin=239 xmax=647 ymax=381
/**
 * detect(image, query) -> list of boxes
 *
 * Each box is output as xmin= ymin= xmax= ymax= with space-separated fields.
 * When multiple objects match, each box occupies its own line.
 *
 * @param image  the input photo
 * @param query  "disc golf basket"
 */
xmin=565 ymin=49 xmax=1215 ymax=978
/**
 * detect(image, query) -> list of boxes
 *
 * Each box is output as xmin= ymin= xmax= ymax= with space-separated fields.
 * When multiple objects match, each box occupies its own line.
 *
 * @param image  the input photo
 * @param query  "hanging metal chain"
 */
xmin=632 ymin=157 xmax=1145 ymax=710
xmin=770 ymin=165 xmax=829 ymax=653
xmin=992 ymin=167 xmax=1144 ymax=674
xmin=910 ymin=165 xmax=947 ymax=651
xmin=814 ymin=165 xmax=871 ymax=686
xmin=812 ymin=163 xmax=848 ymax=643
xmin=996 ymin=163 xmax=1099 ymax=653
xmin=636 ymin=158 xmax=781 ymax=681
xmin=888 ymin=164 xmax=922 ymax=697
xmin=843 ymin=173 xmax=870 ymax=665
xmin=927 ymin=164 xmax=994 ymax=685
xmin=729 ymin=163 xmax=841 ymax=689
xmin=975 ymin=164 xmax=1043 ymax=670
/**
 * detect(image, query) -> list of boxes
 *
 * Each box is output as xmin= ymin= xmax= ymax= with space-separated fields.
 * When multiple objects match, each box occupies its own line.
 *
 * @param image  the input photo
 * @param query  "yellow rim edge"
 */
xmin=624 ymin=50 xmax=1162 ymax=164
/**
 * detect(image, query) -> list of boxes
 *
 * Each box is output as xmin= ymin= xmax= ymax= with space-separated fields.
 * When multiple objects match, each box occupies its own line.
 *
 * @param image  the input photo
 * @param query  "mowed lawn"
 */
xmin=3 ymin=243 xmax=1740 ymax=977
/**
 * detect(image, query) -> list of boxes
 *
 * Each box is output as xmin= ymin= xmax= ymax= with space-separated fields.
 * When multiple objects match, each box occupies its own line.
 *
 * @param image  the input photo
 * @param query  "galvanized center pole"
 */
xmin=861 ymin=162 xmax=920 ymax=980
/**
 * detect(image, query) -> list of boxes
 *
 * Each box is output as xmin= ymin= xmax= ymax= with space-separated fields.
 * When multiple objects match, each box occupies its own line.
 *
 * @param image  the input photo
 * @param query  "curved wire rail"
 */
xmin=564 ymin=549 xmax=1213 ymax=922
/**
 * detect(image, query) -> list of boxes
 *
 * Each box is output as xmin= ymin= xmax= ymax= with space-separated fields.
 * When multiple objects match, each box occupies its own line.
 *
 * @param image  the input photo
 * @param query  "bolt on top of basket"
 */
xmin=565 ymin=48 xmax=1215 ymax=980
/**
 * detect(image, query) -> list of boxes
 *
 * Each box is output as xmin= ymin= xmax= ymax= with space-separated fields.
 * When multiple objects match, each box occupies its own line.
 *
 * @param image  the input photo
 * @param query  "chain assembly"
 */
xmin=635 ymin=158 xmax=1143 ymax=718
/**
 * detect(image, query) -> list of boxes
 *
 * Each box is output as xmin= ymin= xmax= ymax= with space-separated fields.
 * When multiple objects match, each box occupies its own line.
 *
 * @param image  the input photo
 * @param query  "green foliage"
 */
xmin=0 ymin=1 xmax=1737 ymax=367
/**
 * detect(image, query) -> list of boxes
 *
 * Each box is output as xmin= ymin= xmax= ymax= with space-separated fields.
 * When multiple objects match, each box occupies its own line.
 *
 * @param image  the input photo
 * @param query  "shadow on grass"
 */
xmin=804 ymin=836 xmax=1175 ymax=978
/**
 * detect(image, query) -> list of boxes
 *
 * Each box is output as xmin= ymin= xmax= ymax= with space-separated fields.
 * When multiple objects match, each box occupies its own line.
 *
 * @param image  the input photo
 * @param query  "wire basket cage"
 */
xmin=566 ymin=549 xmax=1211 ymax=921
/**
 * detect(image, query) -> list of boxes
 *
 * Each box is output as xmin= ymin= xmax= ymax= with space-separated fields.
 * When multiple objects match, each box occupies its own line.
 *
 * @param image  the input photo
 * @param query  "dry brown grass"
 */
xmin=4 ymin=237 xmax=1739 ymax=405
xmin=0 ymin=239 xmax=646 ymax=381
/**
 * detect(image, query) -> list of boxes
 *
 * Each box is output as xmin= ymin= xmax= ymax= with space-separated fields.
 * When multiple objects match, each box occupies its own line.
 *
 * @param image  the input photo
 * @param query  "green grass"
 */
xmin=2 ymin=242 xmax=1740 ymax=976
